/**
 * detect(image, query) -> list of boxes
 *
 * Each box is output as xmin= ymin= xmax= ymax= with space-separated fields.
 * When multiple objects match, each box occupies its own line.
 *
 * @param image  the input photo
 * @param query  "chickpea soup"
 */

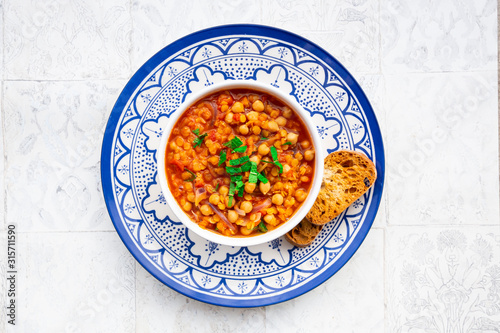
xmin=165 ymin=89 xmax=316 ymax=237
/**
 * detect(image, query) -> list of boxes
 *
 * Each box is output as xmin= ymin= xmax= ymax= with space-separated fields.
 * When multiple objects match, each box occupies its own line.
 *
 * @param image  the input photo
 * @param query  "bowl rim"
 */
xmin=157 ymin=79 xmax=324 ymax=247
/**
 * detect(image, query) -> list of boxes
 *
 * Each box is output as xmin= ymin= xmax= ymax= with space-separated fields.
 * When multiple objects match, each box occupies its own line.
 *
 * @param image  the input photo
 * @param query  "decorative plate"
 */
xmin=101 ymin=24 xmax=385 ymax=307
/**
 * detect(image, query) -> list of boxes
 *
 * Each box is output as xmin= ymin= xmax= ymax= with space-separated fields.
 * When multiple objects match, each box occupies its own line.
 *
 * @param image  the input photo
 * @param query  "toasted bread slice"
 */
xmin=306 ymin=150 xmax=377 ymax=226
xmin=285 ymin=217 xmax=322 ymax=247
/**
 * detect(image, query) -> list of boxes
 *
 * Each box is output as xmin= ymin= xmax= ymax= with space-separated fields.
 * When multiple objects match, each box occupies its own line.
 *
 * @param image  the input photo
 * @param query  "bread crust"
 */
xmin=306 ymin=150 xmax=377 ymax=226
xmin=285 ymin=217 xmax=322 ymax=247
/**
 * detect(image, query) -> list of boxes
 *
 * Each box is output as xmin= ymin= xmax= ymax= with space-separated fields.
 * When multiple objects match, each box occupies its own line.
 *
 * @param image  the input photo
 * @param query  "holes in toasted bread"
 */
xmin=341 ymin=159 xmax=354 ymax=168
xmin=349 ymin=187 xmax=357 ymax=193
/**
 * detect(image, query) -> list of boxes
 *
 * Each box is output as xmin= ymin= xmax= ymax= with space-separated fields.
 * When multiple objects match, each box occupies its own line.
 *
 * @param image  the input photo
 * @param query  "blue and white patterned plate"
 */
xmin=101 ymin=24 xmax=385 ymax=307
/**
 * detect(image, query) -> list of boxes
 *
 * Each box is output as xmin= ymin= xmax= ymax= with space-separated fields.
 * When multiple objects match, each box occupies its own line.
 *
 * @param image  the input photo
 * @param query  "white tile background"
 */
xmin=0 ymin=0 xmax=498 ymax=332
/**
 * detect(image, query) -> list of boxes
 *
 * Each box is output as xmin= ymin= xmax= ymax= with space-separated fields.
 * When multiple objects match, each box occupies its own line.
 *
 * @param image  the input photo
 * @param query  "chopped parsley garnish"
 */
xmin=240 ymin=162 xmax=252 ymax=172
xmin=235 ymin=180 xmax=245 ymax=197
xmin=260 ymin=136 xmax=268 ymax=141
xmin=229 ymin=155 xmax=249 ymax=166
xmin=192 ymin=128 xmax=200 ymax=136
xmin=192 ymin=133 xmax=207 ymax=148
xmin=215 ymin=183 xmax=219 ymax=191
xmin=223 ymin=137 xmax=243 ymax=150
xmin=218 ymin=150 xmax=227 ymax=167
xmin=258 ymin=221 xmax=268 ymax=233
xmin=270 ymin=146 xmax=283 ymax=174
xmin=260 ymin=160 xmax=273 ymax=164
xmin=282 ymin=141 xmax=292 ymax=145
xmin=231 ymin=175 xmax=243 ymax=182
xmin=258 ymin=172 xmax=268 ymax=184
xmin=232 ymin=145 xmax=247 ymax=153
xmin=248 ymin=162 xmax=259 ymax=183
xmin=226 ymin=166 xmax=242 ymax=175
xmin=183 ymin=168 xmax=196 ymax=182
xmin=228 ymin=181 xmax=236 ymax=206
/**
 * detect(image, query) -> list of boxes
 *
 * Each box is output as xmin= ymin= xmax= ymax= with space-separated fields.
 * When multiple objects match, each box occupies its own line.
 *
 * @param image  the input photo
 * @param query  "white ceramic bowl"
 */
xmin=157 ymin=80 xmax=323 ymax=247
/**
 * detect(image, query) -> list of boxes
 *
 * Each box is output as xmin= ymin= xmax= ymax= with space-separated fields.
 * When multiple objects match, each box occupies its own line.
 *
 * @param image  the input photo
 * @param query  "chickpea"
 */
xmin=228 ymin=210 xmax=238 ymax=223
xmin=184 ymin=182 xmax=193 ymax=191
xmin=232 ymin=101 xmax=244 ymax=113
xmin=250 ymin=155 xmax=260 ymax=164
xmin=300 ymin=176 xmax=310 ymax=183
xmin=259 ymin=181 xmax=271 ymax=194
xmin=267 ymin=120 xmax=279 ymax=132
xmin=181 ymin=126 xmax=191 ymax=137
xmin=245 ymin=182 xmax=256 ymax=193
xmin=192 ymin=161 xmax=203 ymax=172
xmin=203 ymin=172 xmax=213 ymax=182
xmin=239 ymin=114 xmax=247 ymax=123
xmin=182 ymin=201 xmax=192 ymax=212
xmin=225 ymin=112 xmax=234 ymax=123
xmin=248 ymin=94 xmax=259 ymax=103
xmin=284 ymin=196 xmax=296 ymax=207
xmin=208 ymin=156 xmax=219 ymax=166
xmin=304 ymin=149 xmax=315 ymax=161
xmin=264 ymin=214 xmax=275 ymax=224
xmin=258 ymin=143 xmax=270 ymax=156
xmin=187 ymin=193 xmax=195 ymax=202
xmin=295 ymin=189 xmax=307 ymax=202
xmin=200 ymin=204 xmax=213 ymax=216
xmin=169 ymin=141 xmax=178 ymax=151
xmin=240 ymin=226 xmax=253 ymax=236
xmin=301 ymin=140 xmax=311 ymax=149
xmin=286 ymin=132 xmax=298 ymax=145
xmin=201 ymin=108 xmax=212 ymax=120
xmin=276 ymin=116 xmax=287 ymax=127
xmin=252 ymin=126 xmax=261 ymax=135
xmin=209 ymin=193 xmax=220 ymax=205
xmin=247 ymin=111 xmax=259 ymax=122
xmin=221 ymin=104 xmax=229 ymax=112
xmin=291 ymin=158 xmax=300 ymax=167
xmin=239 ymin=124 xmax=249 ymax=135
xmin=252 ymin=100 xmax=265 ymax=112
xmin=282 ymin=106 xmax=293 ymax=119
xmin=240 ymin=201 xmax=253 ymax=214
xmin=181 ymin=171 xmax=193 ymax=181
xmin=219 ymin=185 xmax=229 ymax=196
xmin=272 ymin=193 xmax=284 ymax=205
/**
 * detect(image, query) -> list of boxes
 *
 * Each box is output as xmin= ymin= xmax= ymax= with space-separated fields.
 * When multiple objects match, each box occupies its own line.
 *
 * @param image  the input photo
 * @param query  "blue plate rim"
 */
xmin=100 ymin=23 xmax=385 ymax=307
